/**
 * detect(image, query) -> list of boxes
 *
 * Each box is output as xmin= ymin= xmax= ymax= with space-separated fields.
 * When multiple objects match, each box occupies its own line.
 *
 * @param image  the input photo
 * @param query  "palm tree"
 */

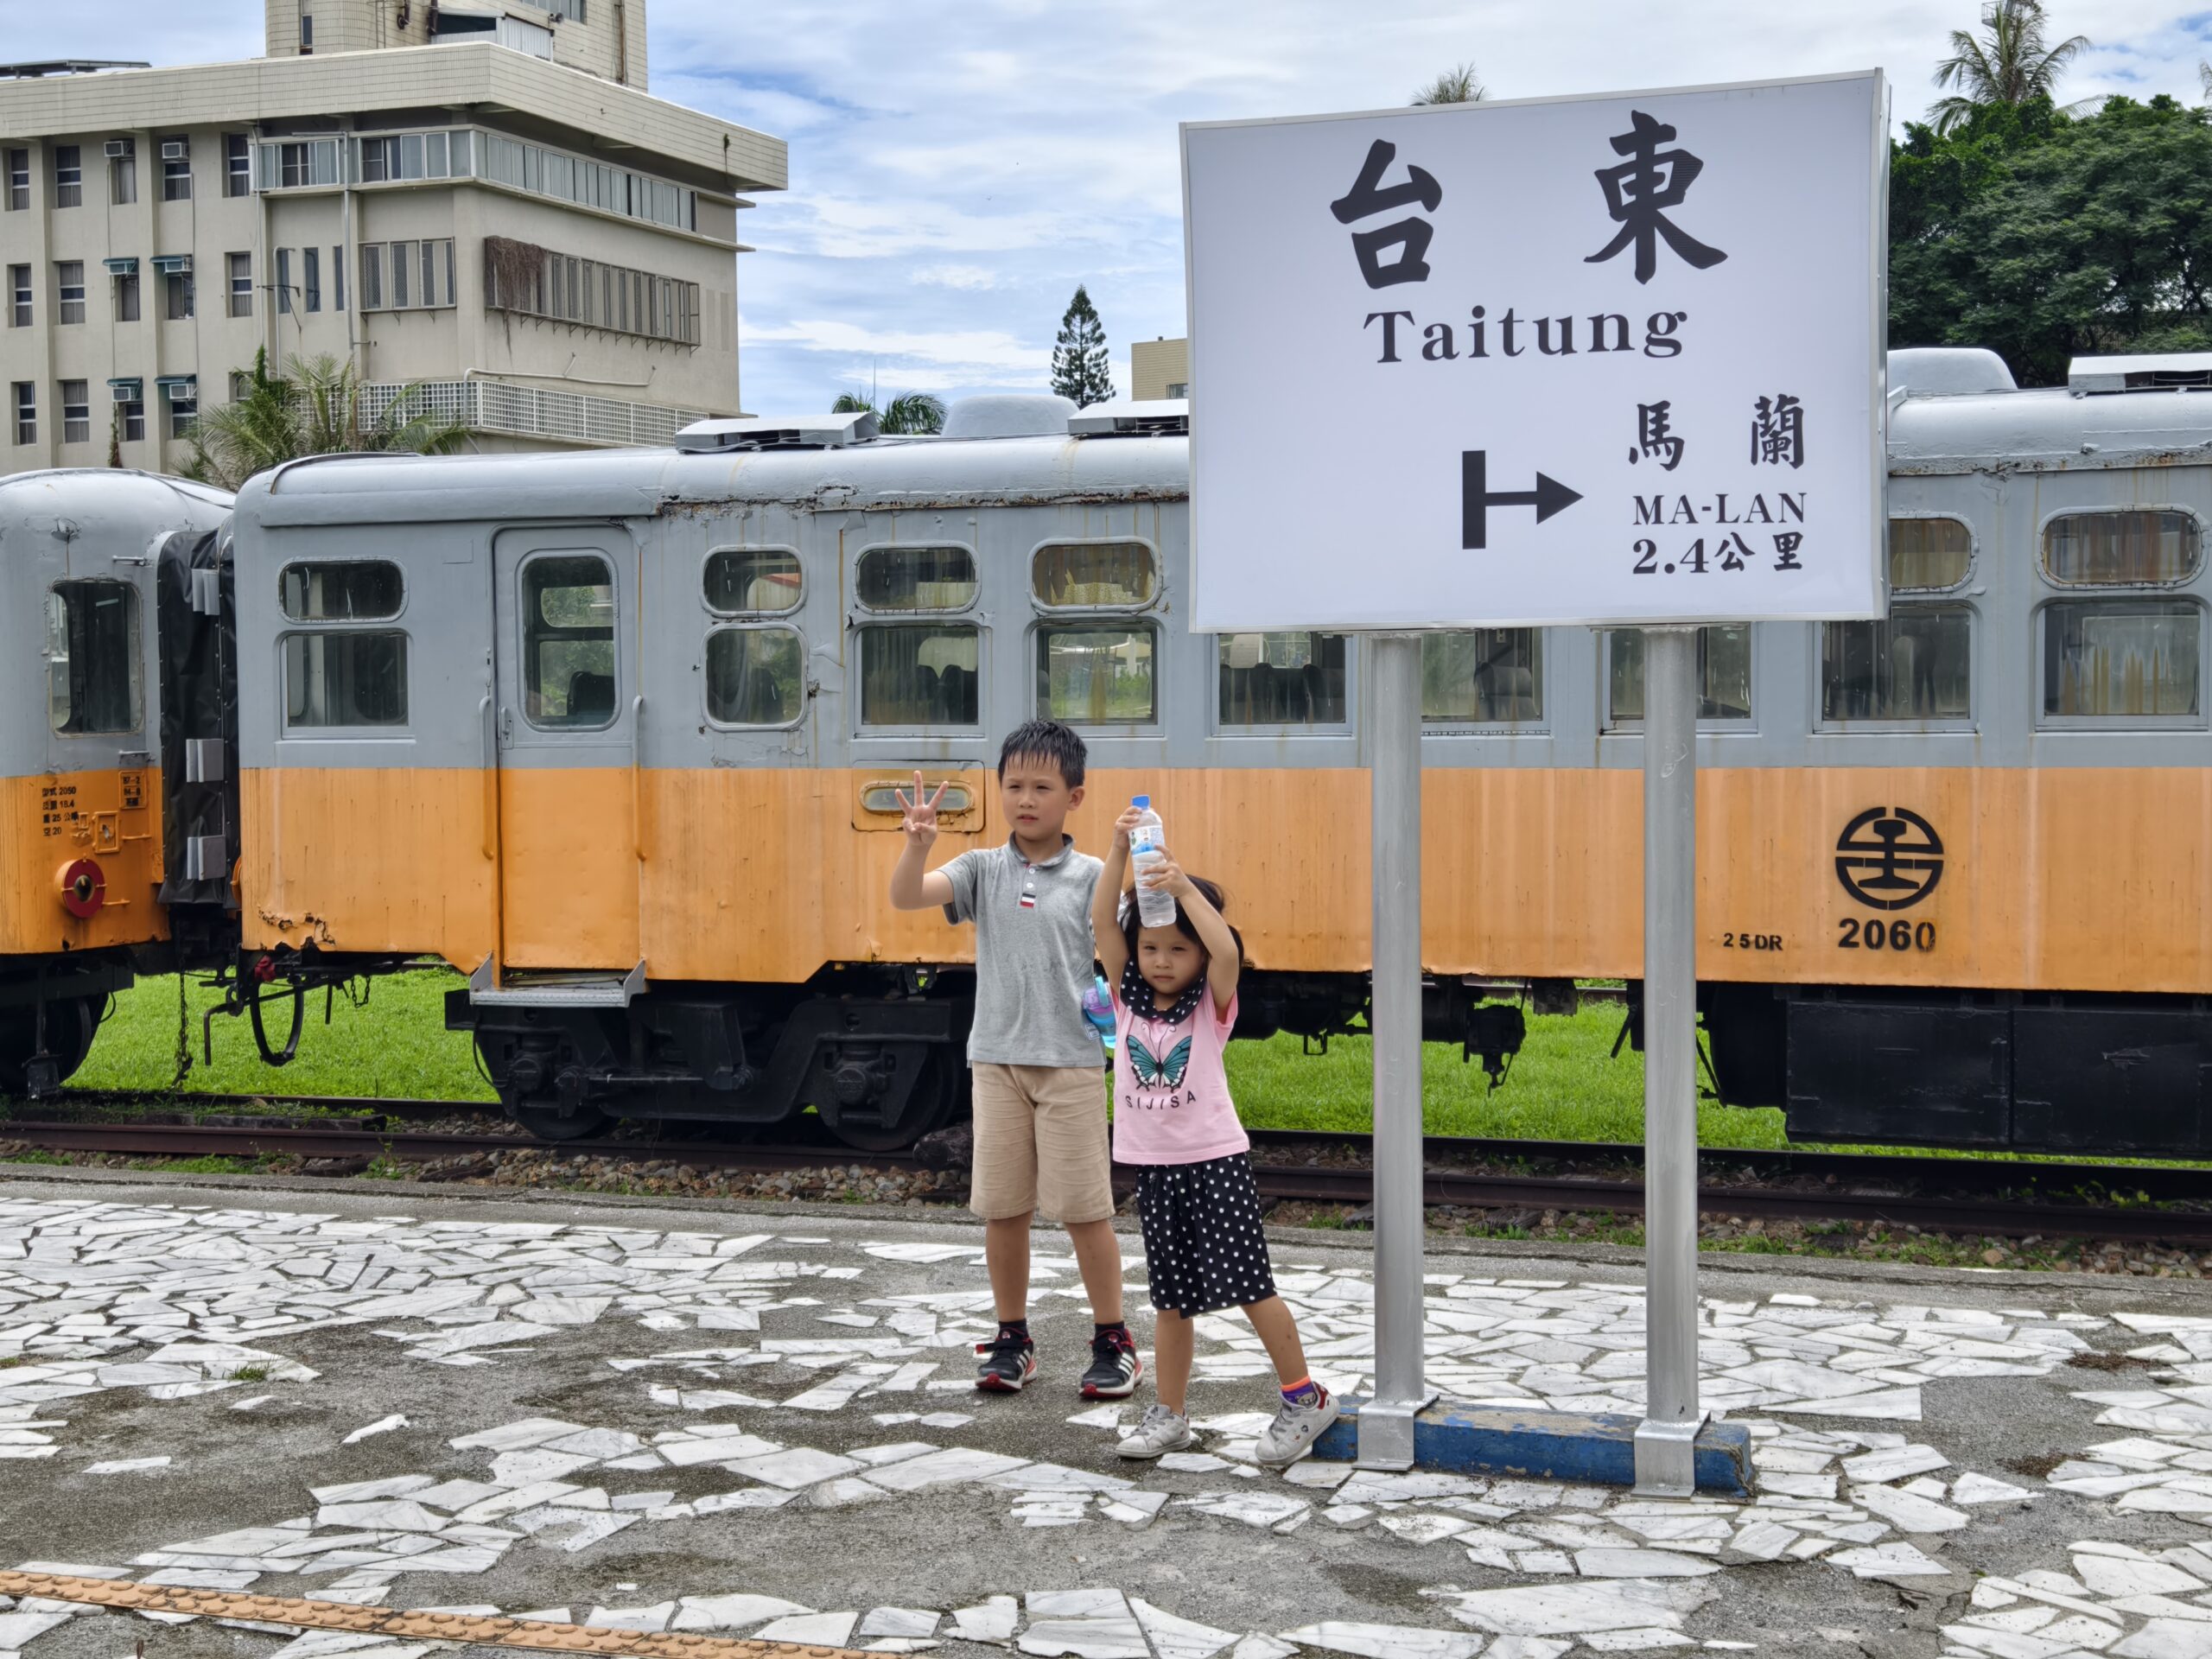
xmin=182 ymin=349 xmax=467 ymax=491
xmin=1930 ymin=0 xmax=2090 ymax=134
xmin=1412 ymin=61 xmax=1484 ymax=105
xmin=832 ymin=390 xmax=947 ymax=435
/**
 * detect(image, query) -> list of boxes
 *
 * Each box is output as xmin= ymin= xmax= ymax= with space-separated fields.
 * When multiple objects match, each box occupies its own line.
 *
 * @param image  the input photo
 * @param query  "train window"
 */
xmin=1039 ymin=624 xmax=1156 ymax=724
xmin=1821 ymin=609 xmax=1972 ymax=721
xmin=1218 ymin=632 xmax=1347 ymax=727
xmin=45 ymin=581 xmax=143 ymax=734
xmin=1606 ymin=626 xmax=1751 ymax=724
xmin=855 ymin=544 xmax=976 ymax=612
xmin=279 ymin=560 xmax=404 ymax=621
xmin=282 ymin=631 xmax=407 ymax=728
xmin=705 ymin=626 xmax=804 ymax=727
xmin=1888 ymin=518 xmax=1972 ymax=592
xmin=2044 ymin=510 xmax=2201 ymax=586
xmin=1421 ymin=630 xmax=1542 ymax=725
xmin=1032 ymin=541 xmax=1157 ymax=609
xmin=860 ymin=624 xmax=979 ymax=727
xmin=522 ymin=553 xmax=617 ymax=730
xmin=2040 ymin=599 xmax=2201 ymax=720
xmin=703 ymin=547 xmax=801 ymax=615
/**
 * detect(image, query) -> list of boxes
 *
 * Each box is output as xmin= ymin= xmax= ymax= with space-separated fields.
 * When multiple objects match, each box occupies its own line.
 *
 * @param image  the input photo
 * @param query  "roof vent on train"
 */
xmin=2068 ymin=352 xmax=2212 ymax=394
xmin=1887 ymin=347 xmax=2017 ymax=397
xmin=674 ymin=410 xmax=880 ymax=453
xmin=941 ymin=393 xmax=1077 ymax=440
xmin=1068 ymin=397 xmax=1189 ymax=437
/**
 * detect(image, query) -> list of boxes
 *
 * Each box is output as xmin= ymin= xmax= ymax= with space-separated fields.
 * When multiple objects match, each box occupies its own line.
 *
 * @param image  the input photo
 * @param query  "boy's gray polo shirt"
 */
xmin=941 ymin=836 xmax=1104 ymax=1068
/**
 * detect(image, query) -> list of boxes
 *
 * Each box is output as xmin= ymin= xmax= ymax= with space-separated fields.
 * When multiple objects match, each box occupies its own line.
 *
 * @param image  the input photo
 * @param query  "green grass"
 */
xmin=64 ymin=969 xmax=496 ymax=1103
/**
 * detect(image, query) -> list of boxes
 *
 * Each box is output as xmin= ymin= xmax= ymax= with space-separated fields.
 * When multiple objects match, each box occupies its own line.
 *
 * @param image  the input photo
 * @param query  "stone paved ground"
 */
xmin=3 ymin=1169 xmax=2211 ymax=1659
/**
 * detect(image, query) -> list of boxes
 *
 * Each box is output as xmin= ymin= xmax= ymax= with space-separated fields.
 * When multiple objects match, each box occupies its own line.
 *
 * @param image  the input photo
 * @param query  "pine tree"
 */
xmin=1050 ymin=285 xmax=1116 ymax=407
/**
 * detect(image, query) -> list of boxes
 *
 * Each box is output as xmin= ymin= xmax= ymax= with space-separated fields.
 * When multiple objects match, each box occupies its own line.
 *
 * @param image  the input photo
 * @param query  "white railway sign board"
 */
xmin=1182 ymin=71 xmax=1888 ymax=632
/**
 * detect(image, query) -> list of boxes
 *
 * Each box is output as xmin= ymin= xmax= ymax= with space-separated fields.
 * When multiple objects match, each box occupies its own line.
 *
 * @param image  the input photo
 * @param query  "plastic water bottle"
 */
xmin=1128 ymin=796 xmax=1176 ymax=928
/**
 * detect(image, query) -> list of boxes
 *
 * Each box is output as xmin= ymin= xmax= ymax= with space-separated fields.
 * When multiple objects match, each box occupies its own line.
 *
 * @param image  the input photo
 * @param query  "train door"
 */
xmin=490 ymin=530 xmax=641 ymax=972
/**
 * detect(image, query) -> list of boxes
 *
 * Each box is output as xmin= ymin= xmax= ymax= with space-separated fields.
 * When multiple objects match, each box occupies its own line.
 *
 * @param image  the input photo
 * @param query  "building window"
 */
xmin=4 ymin=149 xmax=26 ymax=211
xmin=165 ymin=269 xmax=194 ymax=320
xmin=303 ymin=246 xmax=321 ymax=312
xmin=279 ymin=561 xmax=404 ymax=621
xmin=547 ymin=0 xmax=585 ymax=17
xmin=359 ymin=244 xmax=381 ymax=310
xmin=482 ymin=235 xmax=701 ymax=344
xmin=228 ymin=252 xmax=252 ymax=318
xmin=1821 ymin=610 xmax=1973 ymax=723
xmin=224 ymin=133 xmax=250 ymax=197
xmin=1606 ymin=626 xmax=1752 ymax=724
xmin=390 ymin=241 xmax=411 ymax=308
xmin=1218 ymin=632 xmax=1348 ymax=727
xmin=1166 ymin=380 xmax=1189 ymax=398
xmin=115 ymin=271 xmax=141 ymax=322
xmin=283 ymin=632 xmax=409 ymax=728
xmin=704 ymin=548 xmax=801 ymax=613
xmin=706 ymin=627 xmax=804 ymax=726
xmin=1038 ymin=624 xmax=1157 ymax=724
xmin=855 ymin=544 xmax=976 ymax=612
xmin=860 ymin=625 xmax=978 ymax=728
xmin=168 ymin=390 xmax=195 ymax=439
xmin=46 ymin=582 xmax=143 ymax=735
xmin=59 ymin=380 xmax=89 ymax=444
xmin=332 ymin=245 xmax=345 ymax=311
xmin=299 ymin=10 xmax=314 ymax=50
xmin=1421 ymin=629 xmax=1543 ymax=725
xmin=2041 ymin=600 xmax=2201 ymax=721
xmin=522 ymin=554 xmax=618 ymax=730
xmin=1032 ymin=541 xmax=1157 ymax=608
xmin=8 ymin=264 xmax=29 ymax=327
xmin=228 ymin=370 xmax=250 ymax=402
xmin=12 ymin=382 xmax=34 ymax=445
xmin=118 ymin=397 xmax=144 ymax=442
xmin=2044 ymin=509 xmax=2201 ymax=587
xmin=475 ymin=129 xmax=696 ymax=232
xmin=52 ymin=144 xmax=82 ymax=209
xmin=263 ymin=138 xmax=340 ymax=189
xmin=356 ymin=239 xmax=458 ymax=310
xmin=162 ymin=137 xmax=192 ymax=200
xmin=55 ymin=262 xmax=85 ymax=325
xmin=276 ymin=248 xmax=292 ymax=315
xmin=109 ymin=144 xmax=137 ymax=205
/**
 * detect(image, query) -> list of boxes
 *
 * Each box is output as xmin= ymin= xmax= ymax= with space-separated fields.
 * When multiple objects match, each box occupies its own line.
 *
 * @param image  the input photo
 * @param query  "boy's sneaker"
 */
xmin=1081 ymin=1326 xmax=1143 ymax=1399
xmin=1115 ymin=1403 xmax=1194 ymax=1459
xmin=1256 ymin=1386 xmax=1339 ymax=1466
xmin=975 ymin=1333 xmax=1038 ymax=1393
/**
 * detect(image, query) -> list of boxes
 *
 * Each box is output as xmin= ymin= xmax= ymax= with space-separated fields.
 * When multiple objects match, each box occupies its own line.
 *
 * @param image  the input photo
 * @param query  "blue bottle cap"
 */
xmin=1132 ymin=794 xmax=1150 ymax=809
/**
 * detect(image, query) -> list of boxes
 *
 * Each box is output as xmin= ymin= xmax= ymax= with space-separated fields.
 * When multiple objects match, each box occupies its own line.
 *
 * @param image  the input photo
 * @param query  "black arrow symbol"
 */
xmin=1461 ymin=449 xmax=1583 ymax=550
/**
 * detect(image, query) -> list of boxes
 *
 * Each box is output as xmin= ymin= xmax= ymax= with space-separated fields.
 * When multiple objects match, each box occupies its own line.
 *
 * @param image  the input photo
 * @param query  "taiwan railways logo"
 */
xmin=1834 ymin=808 xmax=1944 ymax=911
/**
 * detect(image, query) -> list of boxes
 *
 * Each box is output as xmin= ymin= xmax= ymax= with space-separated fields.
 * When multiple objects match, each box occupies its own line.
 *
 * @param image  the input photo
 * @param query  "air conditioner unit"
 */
xmin=160 ymin=140 xmax=188 ymax=162
xmin=110 ymin=383 xmax=137 ymax=404
xmin=104 ymin=138 xmax=134 ymax=160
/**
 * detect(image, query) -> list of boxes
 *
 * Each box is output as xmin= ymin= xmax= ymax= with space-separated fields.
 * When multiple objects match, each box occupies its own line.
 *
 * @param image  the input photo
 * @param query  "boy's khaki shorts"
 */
xmin=969 ymin=1063 xmax=1114 ymax=1224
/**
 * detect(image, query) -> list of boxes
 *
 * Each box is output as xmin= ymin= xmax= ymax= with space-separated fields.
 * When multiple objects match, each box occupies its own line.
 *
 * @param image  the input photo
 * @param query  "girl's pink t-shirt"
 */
xmin=1111 ymin=988 xmax=1252 ymax=1166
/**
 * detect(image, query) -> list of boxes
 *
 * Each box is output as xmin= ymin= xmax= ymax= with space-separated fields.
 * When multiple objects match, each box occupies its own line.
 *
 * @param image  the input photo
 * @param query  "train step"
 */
xmin=467 ymin=960 xmax=647 ymax=1009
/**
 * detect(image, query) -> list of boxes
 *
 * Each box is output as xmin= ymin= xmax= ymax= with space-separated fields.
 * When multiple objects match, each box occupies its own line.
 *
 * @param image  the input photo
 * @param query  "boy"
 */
xmin=889 ymin=719 xmax=1141 ymax=1399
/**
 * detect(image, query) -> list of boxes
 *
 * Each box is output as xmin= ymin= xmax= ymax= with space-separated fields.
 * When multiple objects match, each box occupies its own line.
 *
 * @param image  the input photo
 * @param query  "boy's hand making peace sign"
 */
xmin=895 ymin=770 xmax=950 ymax=850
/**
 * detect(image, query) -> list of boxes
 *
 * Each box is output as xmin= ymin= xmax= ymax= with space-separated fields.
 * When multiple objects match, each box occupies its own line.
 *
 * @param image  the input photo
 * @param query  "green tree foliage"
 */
xmin=1930 ymin=0 xmax=2090 ymax=135
xmin=1412 ymin=62 xmax=1485 ymax=106
xmin=182 ymin=349 xmax=467 ymax=491
xmin=831 ymin=390 xmax=947 ymax=434
xmin=1050 ymin=284 xmax=1115 ymax=408
xmin=1890 ymin=95 xmax=2212 ymax=386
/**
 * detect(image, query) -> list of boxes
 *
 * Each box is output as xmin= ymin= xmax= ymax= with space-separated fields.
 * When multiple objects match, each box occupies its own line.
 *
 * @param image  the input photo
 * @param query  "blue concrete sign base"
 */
xmin=1310 ymin=1398 xmax=1752 ymax=1497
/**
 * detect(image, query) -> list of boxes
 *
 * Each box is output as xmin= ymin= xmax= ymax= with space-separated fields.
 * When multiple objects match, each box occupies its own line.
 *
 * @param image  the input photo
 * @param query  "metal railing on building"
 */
xmin=357 ymin=377 xmax=720 ymax=448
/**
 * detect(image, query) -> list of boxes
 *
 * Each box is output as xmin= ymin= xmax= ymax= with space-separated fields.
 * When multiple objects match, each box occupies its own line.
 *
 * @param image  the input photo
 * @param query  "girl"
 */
xmin=1093 ymin=803 xmax=1338 ymax=1466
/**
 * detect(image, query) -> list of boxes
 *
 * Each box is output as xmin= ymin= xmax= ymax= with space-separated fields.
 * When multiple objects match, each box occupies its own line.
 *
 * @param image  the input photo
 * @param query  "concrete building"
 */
xmin=0 ymin=0 xmax=784 ymax=477
xmin=1131 ymin=335 xmax=1186 ymax=401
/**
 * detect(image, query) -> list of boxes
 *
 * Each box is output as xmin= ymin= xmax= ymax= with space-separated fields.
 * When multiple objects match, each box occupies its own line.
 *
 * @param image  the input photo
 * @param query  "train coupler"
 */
xmin=1464 ymin=1002 xmax=1528 ymax=1090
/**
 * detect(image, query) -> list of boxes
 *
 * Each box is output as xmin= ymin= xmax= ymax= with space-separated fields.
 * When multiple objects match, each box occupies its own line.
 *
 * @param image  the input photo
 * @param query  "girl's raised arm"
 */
xmin=1093 ymin=805 xmax=1140 ymax=988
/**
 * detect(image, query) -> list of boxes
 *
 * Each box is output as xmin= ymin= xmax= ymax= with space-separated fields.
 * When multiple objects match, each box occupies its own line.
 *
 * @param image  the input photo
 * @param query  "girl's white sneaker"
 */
xmin=1115 ymin=1404 xmax=1194 ymax=1459
xmin=1256 ymin=1388 xmax=1339 ymax=1465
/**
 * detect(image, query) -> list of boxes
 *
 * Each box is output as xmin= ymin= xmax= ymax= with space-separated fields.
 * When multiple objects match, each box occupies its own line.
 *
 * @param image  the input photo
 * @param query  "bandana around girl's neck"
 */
xmin=1120 ymin=957 xmax=1208 ymax=1028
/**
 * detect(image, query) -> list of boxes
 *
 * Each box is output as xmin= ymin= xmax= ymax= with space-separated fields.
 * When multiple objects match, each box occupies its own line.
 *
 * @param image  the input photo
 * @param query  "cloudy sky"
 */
xmin=13 ymin=2 xmax=2211 ymax=414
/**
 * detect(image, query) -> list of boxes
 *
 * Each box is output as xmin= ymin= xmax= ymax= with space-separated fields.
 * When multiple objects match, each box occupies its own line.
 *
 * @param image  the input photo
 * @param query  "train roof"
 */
xmin=230 ymin=346 xmax=2212 ymax=531
xmin=0 ymin=468 xmax=232 ymax=554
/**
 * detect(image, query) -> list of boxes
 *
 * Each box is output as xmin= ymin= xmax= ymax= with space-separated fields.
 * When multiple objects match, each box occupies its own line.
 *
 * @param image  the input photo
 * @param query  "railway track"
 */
xmin=7 ymin=1096 xmax=2212 ymax=1246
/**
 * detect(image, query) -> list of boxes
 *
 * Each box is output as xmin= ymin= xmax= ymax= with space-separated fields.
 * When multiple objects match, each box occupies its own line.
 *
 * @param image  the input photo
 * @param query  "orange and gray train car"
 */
xmin=0 ymin=469 xmax=233 ymax=1094
xmin=215 ymin=349 xmax=2212 ymax=1154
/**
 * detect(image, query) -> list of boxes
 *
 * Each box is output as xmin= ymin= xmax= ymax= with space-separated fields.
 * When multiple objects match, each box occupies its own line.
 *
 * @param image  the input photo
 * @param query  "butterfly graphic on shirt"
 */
xmin=1127 ymin=1031 xmax=1193 ymax=1090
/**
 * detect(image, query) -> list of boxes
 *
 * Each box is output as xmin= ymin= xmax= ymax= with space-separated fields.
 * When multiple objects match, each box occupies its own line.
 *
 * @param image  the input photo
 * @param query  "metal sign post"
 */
xmin=1182 ymin=71 xmax=1887 ymax=1482
xmin=1362 ymin=633 xmax=1436 ymax=1468
xmin=1634 ymin=626 xmax=1701 ymax=1494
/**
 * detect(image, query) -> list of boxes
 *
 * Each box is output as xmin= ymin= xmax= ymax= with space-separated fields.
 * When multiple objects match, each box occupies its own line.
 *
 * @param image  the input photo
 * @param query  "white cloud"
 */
xmin=914 ymin=265 xmax=1004 ymax=290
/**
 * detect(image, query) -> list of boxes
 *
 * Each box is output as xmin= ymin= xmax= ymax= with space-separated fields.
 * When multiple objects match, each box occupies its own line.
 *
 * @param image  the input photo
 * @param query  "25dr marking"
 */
xmin=1721 ymin=931 xmax=1783 ymax=950
xmin=1839 ymin=918 xmax=1936 ymax=952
